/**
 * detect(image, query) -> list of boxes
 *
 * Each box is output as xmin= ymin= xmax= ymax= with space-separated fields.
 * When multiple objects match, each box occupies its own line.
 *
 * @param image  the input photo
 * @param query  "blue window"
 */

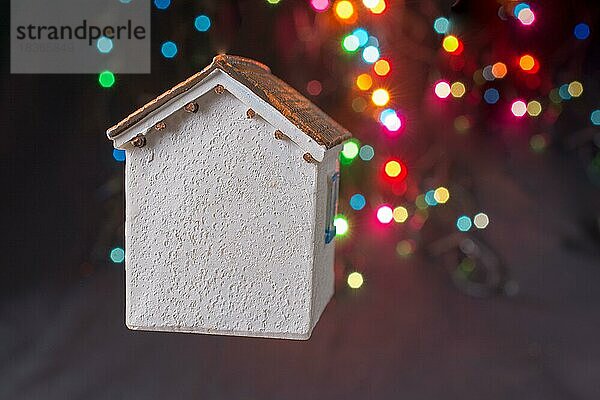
xmin=325 ymin=172 xmax=340 ymax=244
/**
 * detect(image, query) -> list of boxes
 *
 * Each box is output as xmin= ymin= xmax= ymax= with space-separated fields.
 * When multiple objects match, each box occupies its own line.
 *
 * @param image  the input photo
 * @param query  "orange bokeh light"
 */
xmin=373 ymin=59 xmax=391 ymax=76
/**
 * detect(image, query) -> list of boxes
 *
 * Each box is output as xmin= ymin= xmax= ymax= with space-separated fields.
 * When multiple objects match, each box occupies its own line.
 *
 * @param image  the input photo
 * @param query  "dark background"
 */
xmin=2 ymin=0 xmax=600 ymax=398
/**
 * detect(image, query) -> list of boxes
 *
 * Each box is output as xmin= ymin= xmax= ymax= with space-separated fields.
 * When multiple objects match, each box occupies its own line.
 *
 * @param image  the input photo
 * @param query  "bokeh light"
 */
xmin=359 ymin=145 xmax=375 ymax=161
xmin=433 ymin=187 xmax=450 ymax=203
xmin=519 ymin=54 xmax=537 ymax=72
xmin=491 ymin=62 xmax=507 ymax=78
xmin=513 ymin=2 xmax=530 ymax=17
xmin=517 ymin=8 xmax=535 ymax=25
xmin=374 ymin=59 xmax=391 ymax=76
xmin=110 ymin=247 xmax=125 ymax=263
xmin=526 ymin=100 xmax=542 ymax=117
xmin=267 ymin=0 xmax=281 ymax=3
xmin=98 ymin=71 xmax=115 ymax=88
xmin=161 ymin=41 xmax=178 ymax=58
xmin=567 ymin=81 xmax=583 ymax=97
xmin=356 ymin=73 xmax=373 ymax=91
xmin=384 ymin=160 xmax=402 ymax=177
xmin=350 ymin=194 xmax=367 ymax=210
xmin=530 ymin=134 xmax=548 ymax=153
xmin=342 ymin=139 xmax=360 ymax=160
xmin=307 ymin=80 xmax=322 ymax=96
xmin=473 ymin=212 xmax=490 ymax=229
xmin=454 ymin=116 xmax=470 ymax=133
xmin=433 ymin=17 xmax=450 ymax=34
xmin=343 ymin=34 xmax=360 ymax=52
xmin=511 ymin=100 xmax=527 ymax=117
xmin=393 ymin=206 xmax=409 ymax=223
xmin=362 ymin=46 xmax=380 ymax=63
xmin=425 ymin=190 xmax=438 ymax=206
xmin=442 ymin=35 xmax=460 ymax=53
xmin=371 ymin=88 xmax=390 ymax=106
xmin=310 ymin=0 xmax=331 ymax=12
xmin=396 ymin=240 xmax=415 ymax=257
xmin=434 ymin=81 xmax=451 ymax=99
xmin=368 ymin=0 xmax=386 ymax=14
xmin=381 ymin=110 xmax=402 ymax=132
xmin=376 ymin=205 xmax=394 ymax=224
xmin=353 ymin=28 xmax=369 ymax=46
xmin=591 ymin=110 xmax=600 ymax=126
xmin=154 ymin=0 xmax=170 ymax=10
xmin=450 ymin=82 xmax=466 ymax=98
xmin=347 ymin=272 xmax=364 ymax=289
xmin=574 ymin=23 xmax=590 ymax=40
xmin=335 ymin=0 xmax=355 ymax=20
xmin=352 ymin=97 xmax=368 ymax=112
xmin=334 ymin=215 xmax=349 ymax=236
xmin=113 ymin=149 xmax=126 ymax=162
xmin=97 ymin=37 xmax=113 ymax=54
xmin=456 ymin=215 xmax=472 ymax=232
xmin=559 ymin=84 xmax=572 ymax=100
xmin=194 ymin=15 xmax=211 ymax=32
xmin=484 ymin=88 xmax=500 ymax=104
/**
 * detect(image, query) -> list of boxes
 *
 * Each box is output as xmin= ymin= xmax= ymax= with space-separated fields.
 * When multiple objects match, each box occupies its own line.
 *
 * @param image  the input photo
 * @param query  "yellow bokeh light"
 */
xmin=450 ymin=82 xmax=466 ymax=98
xmin=491 ymin=62 xmax=507 ymax=78
xmin=356 ymin=73 xmax=373 ymax=91
xmin=384 ymin=160 xmax=402 ymax=177
xmin=519 ymin=55 xmax=535 ymax=71
xmin=347 ymin=271 xmax=364 ymax=289
xmin=371 ymin=88 xmax=390 ymax=106
xmin=527 ymin=100 xmax=542 ymax=117
xmin=433 ymin=187 xmax=450 ymax=203
xmin=442 ymin=35 xmax=459 ymax=53
xmin=370 ymin=0 xmax=386 ymax=14
xmin=373 ymin=59 xmax=391 ymax=76
xmin=568 ymin=81 xmax=583 ymax=97
xmin=393 ymin=206 xmax=409 ymax=223
xmin=335 ymin=0 xmax=355 ymax=19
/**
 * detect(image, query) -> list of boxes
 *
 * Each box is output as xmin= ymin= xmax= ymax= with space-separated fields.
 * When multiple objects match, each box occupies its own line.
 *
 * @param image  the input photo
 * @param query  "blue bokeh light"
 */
xmin=359 ymin=145 xmax=375 ymax=161
xmin=574 ymin=23 xmax=590 ymax=40
xmin=195 ymin=15 xmax=212 ymax=32
xmin=591 ymin=110 xmax=600 ymax=126
xmin=350 ymin=194 xmax=367 ymax=211
xmin=483 ymin=88 xmax=500 ymax=104
xmin=456 ymin=215 xmax=473 ymax=232
xmin=433 ymin=17 xmax=450 ymax=34
xmin=161 ymin=41 xmax=178 ymax=58
xmin=425 ymin=190 xmax=438 ymax=206
xmin=352 ymin=28 xmax=369 ymax=47
xmin=154 ymin=0 xmax=171 ymax=10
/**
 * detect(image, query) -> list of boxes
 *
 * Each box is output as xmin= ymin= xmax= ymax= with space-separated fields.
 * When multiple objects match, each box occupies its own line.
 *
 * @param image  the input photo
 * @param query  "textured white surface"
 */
xmin=125 ymin=88 xmax=338 ymax=339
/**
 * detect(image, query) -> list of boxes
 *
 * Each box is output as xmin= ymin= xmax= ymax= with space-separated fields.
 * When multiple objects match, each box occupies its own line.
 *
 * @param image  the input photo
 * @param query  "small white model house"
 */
xmin=107 ymin=55 xmax=351 ymax=340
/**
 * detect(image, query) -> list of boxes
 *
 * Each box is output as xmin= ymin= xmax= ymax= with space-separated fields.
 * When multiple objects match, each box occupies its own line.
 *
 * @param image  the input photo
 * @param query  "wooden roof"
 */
xmin=107 ymin=55 xmax=351 ymax=149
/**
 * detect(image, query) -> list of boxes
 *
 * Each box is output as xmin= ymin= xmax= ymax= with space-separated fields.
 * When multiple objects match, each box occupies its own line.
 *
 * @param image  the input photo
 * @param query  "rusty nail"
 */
xmin=303 ymin=153 xmax=316 ymax=163
xmin=154 ymin=122 xmax=166 ymax=131
xmin=184 ymin=102 xmax=199 ymax=113
xmin=246 ymin=108 xmax=256 ymax=119
xmin=274 ymin=130 xmax=287 ymax=140
xmin=214 ymin=84 xmax=225 ymax=94
xmin=131 ymin=134 xmax=146 ymax=148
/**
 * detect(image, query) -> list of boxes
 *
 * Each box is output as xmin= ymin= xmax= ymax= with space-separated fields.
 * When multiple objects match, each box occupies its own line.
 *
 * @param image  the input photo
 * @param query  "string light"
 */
xmin=350 ymin=194 xmax=366 ymax=210
xmin=98 ymin=71 xmax=115 ymax=88
xmin=335 ymin=0 xmax=355 ymax=20
xmin=473 ymin=213 xmax=489 ymax=229
xmin=433 ymin=17 xmax=450 ymax=34
xmin=376 ymin=205 xmax=394 ymax=224
xmin=434 ymin=81 xmax=451 ymax=98
xmin=371 ymin=88 xmax=390 ymax=106
xmin=347 ymin=272 xmax=364 ymax=289
xmin=511 ymin=100 xmax=527 ymax=117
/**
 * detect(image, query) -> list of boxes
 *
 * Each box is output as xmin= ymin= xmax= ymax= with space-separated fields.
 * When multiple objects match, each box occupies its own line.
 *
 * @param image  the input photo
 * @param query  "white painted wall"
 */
xmin=125 ymin=88 xmax=337 ymax=339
